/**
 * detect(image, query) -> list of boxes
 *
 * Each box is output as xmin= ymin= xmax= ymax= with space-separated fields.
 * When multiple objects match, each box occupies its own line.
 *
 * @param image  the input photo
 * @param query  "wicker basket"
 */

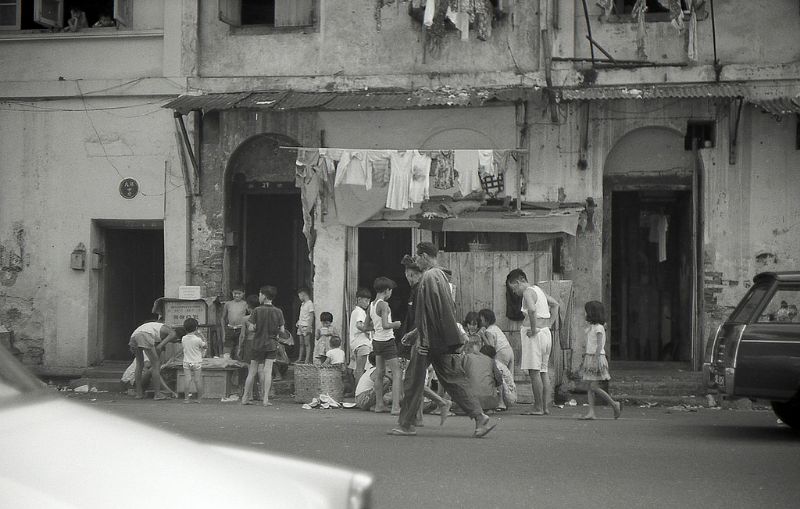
xmin=318 ymin=365 xmax=344 ymax=401
xmin=293 ymin=364 xmax=320 ymax=403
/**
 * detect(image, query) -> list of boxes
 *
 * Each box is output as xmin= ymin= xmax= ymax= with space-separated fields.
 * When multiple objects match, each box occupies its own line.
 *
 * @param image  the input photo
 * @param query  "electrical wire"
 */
xmin=76 ymin=80 xmax=124 ymax=180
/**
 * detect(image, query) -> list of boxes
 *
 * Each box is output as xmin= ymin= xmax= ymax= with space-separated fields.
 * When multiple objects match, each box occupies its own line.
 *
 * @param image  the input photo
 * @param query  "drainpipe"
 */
xmin=174 ymin=113 xmax=196 ymax=285
xmin=710 ymin=0 xmax=720 ymax=81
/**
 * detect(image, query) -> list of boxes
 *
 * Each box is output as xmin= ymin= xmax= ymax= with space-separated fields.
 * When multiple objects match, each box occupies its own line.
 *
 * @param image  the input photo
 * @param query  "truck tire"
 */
xmin=772 ymin=401 xmax=800 ymax=430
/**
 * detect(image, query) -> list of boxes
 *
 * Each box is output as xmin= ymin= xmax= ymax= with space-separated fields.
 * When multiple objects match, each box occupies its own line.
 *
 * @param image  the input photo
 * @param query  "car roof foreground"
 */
xmin=753 ymin=271 xmax=800 ymax=284
xmin=0 ymin=395 xmax=367 ymax=509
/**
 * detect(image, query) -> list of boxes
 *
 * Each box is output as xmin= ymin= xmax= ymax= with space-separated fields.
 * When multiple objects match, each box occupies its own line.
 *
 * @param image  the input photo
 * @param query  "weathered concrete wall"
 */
xmin=197 ymin=0 xmax=539 ymax=79
xmin=0 ymin=2 xmax=167 ymax=84
xmin=0 ymin=99 xmax=184 ymax=368
xmin=572 ymin=0 xmax=800 ymax=66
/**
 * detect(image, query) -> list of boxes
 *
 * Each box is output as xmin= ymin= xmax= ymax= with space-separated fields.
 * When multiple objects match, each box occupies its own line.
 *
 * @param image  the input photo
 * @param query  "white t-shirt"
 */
xmin=355 ymin=366 xmax=376 ymax=396
xmin=585 ymin=324 xmax=606 ymax=355
xmin=325 ymin=348 xmax=345 ymax=365
xmin=182 ymin=333 xmax=206 ymax=364
xmin=349 ymin=306 xmax=371 ymax=351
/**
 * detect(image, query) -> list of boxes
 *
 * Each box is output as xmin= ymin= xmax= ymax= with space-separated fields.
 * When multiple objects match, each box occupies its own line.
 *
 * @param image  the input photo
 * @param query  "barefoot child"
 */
xmin=239 ymin=295 xmax=262 ymax=404
xmin=367 ymin=277 xmax=402 ymax=414
xmin=296 ymin=288 xmax=314 ymax=364
xmin=222 ymin=286 xmax=248 ymax=359
xmin=249 ymin=286 xmax=286 ymax=407
xmin=349 ymin=288 xmax=373 ymax=384
xmin=323 ymin=336 xmax=346 ymax=367
xmin=181 ymin=318 xmax=207 ymax=403
xmin=580 ymin=301 xmax=621 ymax=420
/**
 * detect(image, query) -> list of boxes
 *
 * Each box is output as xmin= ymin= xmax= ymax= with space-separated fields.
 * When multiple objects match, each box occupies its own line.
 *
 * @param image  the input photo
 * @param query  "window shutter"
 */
xmin=275 ymin=0 xmax=313 ymax=27
xmin=218 ymin=0 xmax=242 ymax=26
xmin=113 ymin=0 xmax=132 ymax=27
xmin=33 ymin=0 xmax=63 ymax=28
xmin=0 ymin=0 xmax=21 ymax=30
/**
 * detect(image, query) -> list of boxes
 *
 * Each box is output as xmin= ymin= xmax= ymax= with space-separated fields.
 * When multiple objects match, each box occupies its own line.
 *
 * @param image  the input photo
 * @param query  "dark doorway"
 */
xmin=358 ymin=228 xmax=412 ymax=328
xmin=103 ymin=229 xmax=164 ymax=360
xmin=243 ymin=192 xmax=311 ymax=329
xmin=610 ymin=190 xmax=693 ymax=361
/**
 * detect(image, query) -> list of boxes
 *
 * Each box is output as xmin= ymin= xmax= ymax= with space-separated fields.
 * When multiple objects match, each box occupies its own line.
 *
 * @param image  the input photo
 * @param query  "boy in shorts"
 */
xmin=349 ymin=287 xmax=373 ymax=384
xmin=181 ymin=317 xmax=207 ymax=403
xmin=296 ymin=287 xmax=315 ymax=364
xmin=222 ymin=286 xmax=248 ymax=359
xmin=128 ymin=321 xmax=180 ymax=400
xmin=367 ymin=277 xmax=402 ymax=414
xmin=249 ymin=285 xmax=286 ymax=407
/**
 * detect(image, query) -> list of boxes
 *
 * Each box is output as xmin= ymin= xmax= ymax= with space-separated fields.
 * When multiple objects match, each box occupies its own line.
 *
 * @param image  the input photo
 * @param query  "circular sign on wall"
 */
xmin=119 ymin=178 xmax=139 ymax=199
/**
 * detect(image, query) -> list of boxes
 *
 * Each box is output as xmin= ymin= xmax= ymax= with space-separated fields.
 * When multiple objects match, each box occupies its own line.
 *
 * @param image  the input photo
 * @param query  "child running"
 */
xmin=580 ymin=301 xmax=622 ymax=420
xmin=181 ymin=317 xmax=207 ymax=403
xmin=296 ymin=287 xmax=315 ymax=364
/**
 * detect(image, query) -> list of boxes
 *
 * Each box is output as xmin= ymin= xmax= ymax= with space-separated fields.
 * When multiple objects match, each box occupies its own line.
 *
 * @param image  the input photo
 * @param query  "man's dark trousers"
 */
xmin=398 ymin=343 xmax=483 ymax=429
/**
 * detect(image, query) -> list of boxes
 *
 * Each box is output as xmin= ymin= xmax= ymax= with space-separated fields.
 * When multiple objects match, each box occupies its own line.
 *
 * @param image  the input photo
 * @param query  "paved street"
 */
xmin=75 ymin=394 xmax=800 ymax=509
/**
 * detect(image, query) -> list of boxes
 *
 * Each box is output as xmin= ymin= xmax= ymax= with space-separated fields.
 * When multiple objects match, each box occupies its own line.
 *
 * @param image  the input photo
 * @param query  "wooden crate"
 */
xmin=176 ymin=367 xmax=242 ymax=399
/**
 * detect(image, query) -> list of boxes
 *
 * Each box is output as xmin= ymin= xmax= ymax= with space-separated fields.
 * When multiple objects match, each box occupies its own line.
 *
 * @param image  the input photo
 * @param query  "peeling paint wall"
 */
xmin=197 ymin=0 xmax=539 ymax=79
xmin=0 ymin=100 xmax=185 ymax=368
xmin=572 ymin=0 xmax=800 ymax=66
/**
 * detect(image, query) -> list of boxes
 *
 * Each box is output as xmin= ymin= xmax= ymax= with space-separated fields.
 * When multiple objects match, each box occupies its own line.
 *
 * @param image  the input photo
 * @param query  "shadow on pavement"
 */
xmin=692 ymin=424 xmax=800 ymax=442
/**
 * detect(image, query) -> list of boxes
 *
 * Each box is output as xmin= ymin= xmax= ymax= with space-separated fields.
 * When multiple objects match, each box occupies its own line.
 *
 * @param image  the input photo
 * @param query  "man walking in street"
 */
xmin=391 ymin=242 xmax=497 ymax=438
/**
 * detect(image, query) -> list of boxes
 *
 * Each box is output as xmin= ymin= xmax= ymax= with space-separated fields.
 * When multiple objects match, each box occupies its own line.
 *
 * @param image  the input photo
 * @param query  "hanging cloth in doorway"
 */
xmin=648 ymin=213 xmax=669 ymax=263
xmin=295 ymin=148 xmax=322 ymax=260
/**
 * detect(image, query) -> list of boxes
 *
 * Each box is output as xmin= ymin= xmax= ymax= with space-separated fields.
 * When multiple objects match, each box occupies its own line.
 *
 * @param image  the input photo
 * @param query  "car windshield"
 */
xmin=0 ymin=345 xmax=45 ymax=400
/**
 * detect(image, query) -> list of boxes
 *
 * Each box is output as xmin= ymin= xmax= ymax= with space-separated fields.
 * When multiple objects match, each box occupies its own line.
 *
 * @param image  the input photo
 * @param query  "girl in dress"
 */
xmin=580 ymin=301 xmax=622 ymax=420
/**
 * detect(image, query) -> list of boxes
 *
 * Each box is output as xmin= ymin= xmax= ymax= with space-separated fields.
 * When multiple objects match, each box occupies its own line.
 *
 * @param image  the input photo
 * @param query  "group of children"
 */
xmin=170 ymin=268 xmax=622 ymax=421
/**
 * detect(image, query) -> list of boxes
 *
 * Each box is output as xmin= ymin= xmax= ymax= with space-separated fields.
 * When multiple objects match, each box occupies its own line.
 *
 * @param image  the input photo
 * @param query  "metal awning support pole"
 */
xmin=580 ymin=0 xmax=596 ymax=65
xmin=174 ymin=112 xmax=200 ymax=195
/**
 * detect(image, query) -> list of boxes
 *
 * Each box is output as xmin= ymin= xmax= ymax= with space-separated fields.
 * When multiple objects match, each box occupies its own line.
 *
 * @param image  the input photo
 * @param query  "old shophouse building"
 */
xmin=1 ymin=1 xmax=798 ymax=387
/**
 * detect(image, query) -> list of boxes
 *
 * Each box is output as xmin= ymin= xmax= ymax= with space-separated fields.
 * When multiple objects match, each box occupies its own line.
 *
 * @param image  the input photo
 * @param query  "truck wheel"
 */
xmin=772 ymin=401 xmax=800 ymax=430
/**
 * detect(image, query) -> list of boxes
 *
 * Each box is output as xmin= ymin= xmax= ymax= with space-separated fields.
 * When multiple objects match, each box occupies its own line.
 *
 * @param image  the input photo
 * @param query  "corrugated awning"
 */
xmin=163 ymin=88 xmax=528 ymax=114
xmin=749 ymin=97 xmax=800 ymax=116
xmin=416 ymin=209 xmax=583 ymax=236
xmin=556 ymin=83 xmax=746 ymax=102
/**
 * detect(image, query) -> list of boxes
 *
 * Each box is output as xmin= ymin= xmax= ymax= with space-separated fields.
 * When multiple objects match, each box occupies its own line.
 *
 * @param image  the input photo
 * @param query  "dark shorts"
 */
xmin=252 ymin=348 xmax=277 ymax=363
xmin=372 ymin=339 xmax=398 ymax=361
xmin=224 ymin=327 xmax=241 ymax=348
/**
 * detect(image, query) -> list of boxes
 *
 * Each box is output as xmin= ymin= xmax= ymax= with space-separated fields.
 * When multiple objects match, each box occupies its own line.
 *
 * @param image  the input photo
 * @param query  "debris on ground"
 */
xmin=74 ymin=385 xmax=90 ymax=393
xmin=639 ymin=402 xmax=659 ymax=408
xmin=665 ymin=404 xmax=703 ymax=413
xmin=221 ymin=395 xmax=240 ymax=403
xmin=567 ymin=399 xmax=578 ymax=407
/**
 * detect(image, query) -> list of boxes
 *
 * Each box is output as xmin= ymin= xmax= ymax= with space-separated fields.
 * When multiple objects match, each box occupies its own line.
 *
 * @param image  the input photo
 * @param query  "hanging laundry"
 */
xmin=334 ymin=150 xmax=372 ymax=190
xmin=367 ymin=151 xmax=392 ymax=188
xmin=454 ymin=150 xmax=481 ymax=197
xmin=687 ymin=5 xmax=698 ymax=62
xmin=668 ymin=0 xmax=684 ymax=31
xmin=423 ymin=0 xmax=436 ymax=27
xmin=493 ymin=150 xmax=519 ymax=199
xmin=632 ymin=0 xmax=647 ymax=61
xmin=474 ymin=0 xmax=493 ymax=41
xmin=595 ymin=0 xmax=614 ymax=15
xmin=386 ymin=150 xmax=415 ymax=210
xmin=430 ymin=151 xmax=456 ymax=190
xmin=334 ymin=184 xmax=390 ymax=227
xmin=478 ymin=149 xmax=494 ymax=176
xmin=409 ymin=150 xmax=432 ymax=203
xmin=657 ymin=215 xmax=669 ymax=262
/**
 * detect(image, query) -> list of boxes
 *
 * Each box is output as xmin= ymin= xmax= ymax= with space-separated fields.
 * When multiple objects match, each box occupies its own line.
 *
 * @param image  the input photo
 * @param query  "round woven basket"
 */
xmin=293 ymin=364 xmax=320 ymax=403
xmin=318 ymin=366 xmax=344 ymax=401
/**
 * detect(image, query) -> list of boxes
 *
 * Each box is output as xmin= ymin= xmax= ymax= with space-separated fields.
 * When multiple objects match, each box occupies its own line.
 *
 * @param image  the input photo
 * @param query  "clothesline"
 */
xmin=279 ymin=146 xmax=529 ymax=153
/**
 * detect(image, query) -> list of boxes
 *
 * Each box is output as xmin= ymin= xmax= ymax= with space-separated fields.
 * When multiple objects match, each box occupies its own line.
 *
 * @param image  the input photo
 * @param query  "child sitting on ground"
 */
xmin=313 ymin=312 xmax=340 ymax=365
xmin=355 ymin=352 xmax=392 ymax=411
xmin=323 ymin=336 xmax=345 ymax=367
xmin=181 ymin=317 xmax=207 ymax=403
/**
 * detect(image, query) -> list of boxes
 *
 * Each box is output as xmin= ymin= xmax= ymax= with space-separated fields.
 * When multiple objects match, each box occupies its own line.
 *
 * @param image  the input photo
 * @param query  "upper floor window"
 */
xmin=0 ymin=0 xmax=131 ymax=32
xmin=613 ymin=0 xmax=688 ymax=20
xmin=219 ymin=0 xmax=316 ymax=29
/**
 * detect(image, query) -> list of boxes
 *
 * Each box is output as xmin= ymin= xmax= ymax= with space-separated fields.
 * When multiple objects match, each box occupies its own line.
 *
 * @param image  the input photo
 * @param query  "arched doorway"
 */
xmin=224 ymin=133 xmax=312 ymax=328
xmin=603 ymin=127 xmax=699 ymax=365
